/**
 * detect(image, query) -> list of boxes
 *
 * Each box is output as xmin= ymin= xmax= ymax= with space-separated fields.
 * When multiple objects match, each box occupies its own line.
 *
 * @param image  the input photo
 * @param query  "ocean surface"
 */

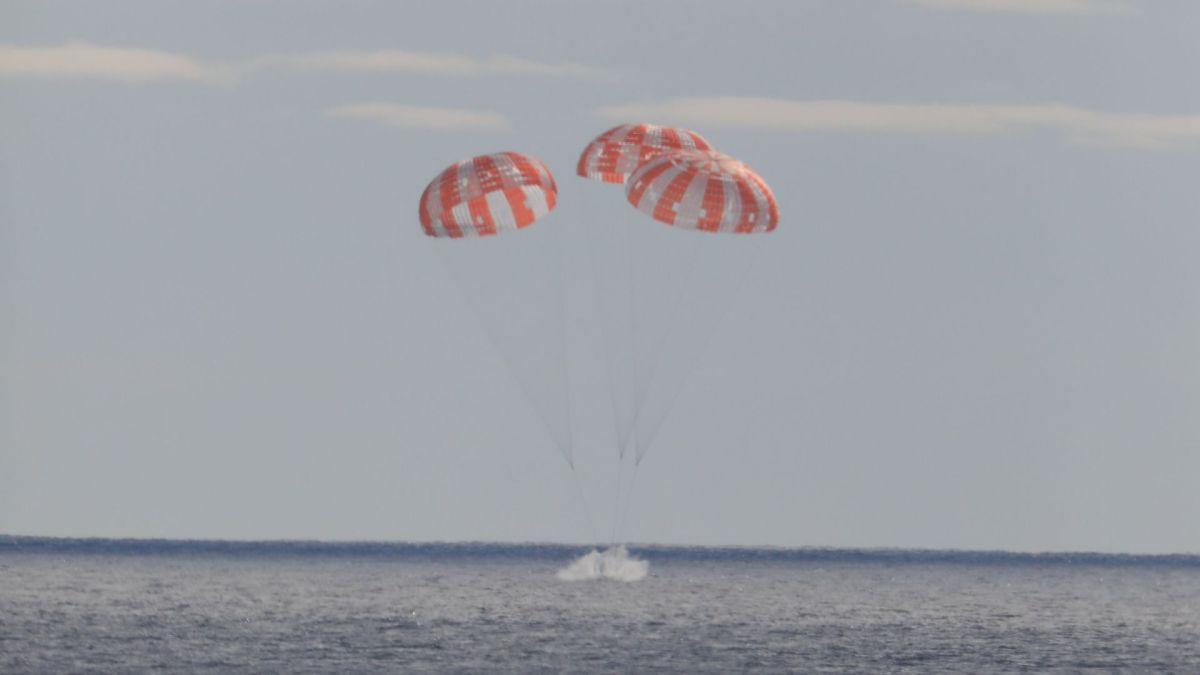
xmin=2 ymin=537 xmax=1198 ymax=673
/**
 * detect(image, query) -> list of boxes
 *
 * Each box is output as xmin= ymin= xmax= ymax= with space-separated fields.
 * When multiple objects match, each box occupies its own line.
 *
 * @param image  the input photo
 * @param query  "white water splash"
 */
xmin=556 ymin=545 xmax=648 ymax=582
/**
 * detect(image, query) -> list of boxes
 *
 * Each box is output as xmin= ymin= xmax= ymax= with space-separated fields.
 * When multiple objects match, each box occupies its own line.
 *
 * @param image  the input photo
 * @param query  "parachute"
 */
xmin=575 ymin=124 xmax=717 ymax=460
xmin=418 ymin=135 xmax=779 ymax=540
xmin=625 ymin=149 xmax=778 ymax=234
xmin=573 ymin=127 xmax=780 ymax=539
xmin=419 ymin=152 xmax=574 ymax=467
xmin=419 ymin=151 xmax=557 ymax=238
xmin=576 ymin=129 xmax=780 ymax=461
xmin=621 ymin=148 xmax=778 ymax=462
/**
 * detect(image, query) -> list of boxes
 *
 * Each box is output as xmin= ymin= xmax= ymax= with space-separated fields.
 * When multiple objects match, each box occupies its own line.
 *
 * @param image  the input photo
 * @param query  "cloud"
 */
xmin=596 ymin=97 xmax=1200 ymax=149
xmin=326 ymin=103 xmax=511 ymax=131
xmin=284 ymin=49 xmax=613 ymax=79
xmin=0 ymin=42 xmax=230 ymax=82
xmin=0 ymin=43 xmax=613 ymax=85
xmin=901 ymin=0 xmax=1126 ymax=14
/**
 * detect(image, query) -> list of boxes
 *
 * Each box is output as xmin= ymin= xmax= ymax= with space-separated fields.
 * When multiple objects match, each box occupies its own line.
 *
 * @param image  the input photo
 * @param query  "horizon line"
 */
xmin=3 ymin=533 xmax=1197 ymax=563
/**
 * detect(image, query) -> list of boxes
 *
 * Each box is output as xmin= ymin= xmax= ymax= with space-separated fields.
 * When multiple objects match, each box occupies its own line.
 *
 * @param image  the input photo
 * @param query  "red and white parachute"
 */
xmin=626 ymin=149 xmax=778 ymax=234
xmin=418 ymin=151 xmax=573 ymax=467
xmin=418 ymin=132 xmax=779 ymax=535
xmin=574 ymin=124 xmax=722 ymax=461
xmin=419 ymin=151 xmax=557 ymax=237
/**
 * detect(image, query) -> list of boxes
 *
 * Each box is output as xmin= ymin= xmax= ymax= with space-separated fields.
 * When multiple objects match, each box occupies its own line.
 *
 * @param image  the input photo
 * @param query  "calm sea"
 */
xmin=2 ymin=536 xmax=1198 ymax=673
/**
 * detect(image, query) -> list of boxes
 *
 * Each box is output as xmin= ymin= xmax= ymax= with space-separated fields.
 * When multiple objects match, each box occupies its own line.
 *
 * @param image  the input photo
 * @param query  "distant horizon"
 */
xmin=4 ymin=532 xmax=1199 ymax=561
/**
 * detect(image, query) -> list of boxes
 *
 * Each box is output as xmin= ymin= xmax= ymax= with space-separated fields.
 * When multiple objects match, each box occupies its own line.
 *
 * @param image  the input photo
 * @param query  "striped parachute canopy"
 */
xmin=577 ymin=123 xmax=712 ymax=185
xmin=419 ymin=151 xmax=558 ymax=238
xmin=625 ymin=149 xmax=778 ymax=233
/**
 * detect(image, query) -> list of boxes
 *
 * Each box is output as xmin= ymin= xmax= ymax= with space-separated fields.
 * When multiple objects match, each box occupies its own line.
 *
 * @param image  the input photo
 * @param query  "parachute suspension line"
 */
xmin=429 ymin=244 xmax=521 ymax=484
xmin=629 ymin=231 xmax=703 ymax=447
xmin=618 ymin=213 xmax=641 ymax=545
xmin=550 ymin=209 xmax=597 ymax=541
xmin=617 ymin=214 xmax=642 ymax=543
xmin=624 ymin=214 xmax=637 ymax=439
xmin=567 ymin=460 xmax=597 ymax=544
xmin=551 ymin=208 xmax=575 ymax=466
xmin=609 ymin=448 xmax=624 ymax=544
xmin=617 ymin=459 xmax=641 ymax=543
xmin=578 ymin=181 xmax=633 ymax=543
xmin=609 ymin=212 xmax=638 ymax=544
xmin=634 ymin=235 xmax=770 ymax=464
xmin=579 ymin=184 xmax=625 ymax=459
xmin=434 ymin=238 xmax=573 ymax=468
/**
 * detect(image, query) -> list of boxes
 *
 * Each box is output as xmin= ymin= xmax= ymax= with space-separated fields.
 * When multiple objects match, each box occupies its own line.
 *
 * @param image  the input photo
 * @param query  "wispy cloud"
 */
xmin=0 ymin=42 xmax=230 ymax=82
xmin=597 ymin=97 xmax=1200 ymax=149
xmin=284 ymin=49 xmax=613 ymax=79
xmin=0 ymin=43 xmax=613 ymax=85
xmin=901 ymin=0 xmax=1127 ymax=14
xmin=326 ymin=103 xmax=511 ymax=131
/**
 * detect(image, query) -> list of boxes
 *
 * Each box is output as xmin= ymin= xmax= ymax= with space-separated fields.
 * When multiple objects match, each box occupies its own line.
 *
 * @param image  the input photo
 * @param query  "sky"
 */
xmin=2 ymin=0 xmax=1198 ymax=554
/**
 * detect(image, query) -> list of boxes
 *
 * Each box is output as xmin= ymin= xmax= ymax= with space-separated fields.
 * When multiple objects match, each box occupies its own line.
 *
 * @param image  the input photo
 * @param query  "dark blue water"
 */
xmin=3 ymin=536 xmax=1198 ymax=673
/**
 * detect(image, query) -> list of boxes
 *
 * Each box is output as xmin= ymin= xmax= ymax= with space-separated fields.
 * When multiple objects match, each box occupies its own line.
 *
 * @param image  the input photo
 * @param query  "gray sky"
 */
xmin=2 ymin=0 xmax=1198 ymax=553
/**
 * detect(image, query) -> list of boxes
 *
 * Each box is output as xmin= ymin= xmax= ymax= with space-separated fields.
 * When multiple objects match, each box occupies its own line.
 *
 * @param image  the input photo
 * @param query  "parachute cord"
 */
xmin=550 ymin=207 xmax=597 ymax=543
xmin=552 ymin=203 xmax=576 ymax=468
xmin=634 ymin=235 xmax=770 ymax=461
xmin=430 ymin=244 xmax=519 ymax=485
xmin=629 ymin=231 xmax=702 ymax=449
xmin=617 ymin=460 xmax=641 ymax=543
xmin=625 ymin=215 xmax=637 ymax=449
xmin=434 ymin=237 xmax=573 ymax=467
xmin=568 ymin=464 xmax=597 ymax=545
xmin=610 ymin=449 xmax=624 ymax=545
xmin=578 ymin=183 xmax=632 ymax=546
xmin=607 ymin=213 xmax=635 ymax=545
xmin=579 ymin=182 xmax=631 ymax=459
xmin=628 ymin=215 xmax=641 ymax=433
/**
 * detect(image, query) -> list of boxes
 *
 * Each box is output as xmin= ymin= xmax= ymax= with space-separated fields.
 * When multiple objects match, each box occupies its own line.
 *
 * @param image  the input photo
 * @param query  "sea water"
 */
xmin=2 ymin=537 xmax=1198 ymax=673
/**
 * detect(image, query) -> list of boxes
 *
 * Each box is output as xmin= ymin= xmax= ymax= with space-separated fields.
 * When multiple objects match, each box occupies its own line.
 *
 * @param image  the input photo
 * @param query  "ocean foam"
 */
xmin=556 ymin=545 xmax=648 ymax=582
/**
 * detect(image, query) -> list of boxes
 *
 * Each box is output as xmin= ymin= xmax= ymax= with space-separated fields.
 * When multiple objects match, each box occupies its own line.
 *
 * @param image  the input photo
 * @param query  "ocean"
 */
xmin=2 ymin=536 xmax=1198 ymax=673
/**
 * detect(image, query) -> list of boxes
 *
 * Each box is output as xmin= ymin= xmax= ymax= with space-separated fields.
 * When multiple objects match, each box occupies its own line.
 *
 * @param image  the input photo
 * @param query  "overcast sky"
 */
xmin=2 ymin=0 xmax=1198 ymax=553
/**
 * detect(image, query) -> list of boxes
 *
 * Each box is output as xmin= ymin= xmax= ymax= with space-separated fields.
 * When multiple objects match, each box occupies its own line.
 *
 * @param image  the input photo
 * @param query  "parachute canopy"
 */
xmin=577 ymin=123 xmax=712 ymax=185
xmin=626 ymin=149 xmax=778 ymax=233
xmin=419 ymin=151 xmax=558 ymax=238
